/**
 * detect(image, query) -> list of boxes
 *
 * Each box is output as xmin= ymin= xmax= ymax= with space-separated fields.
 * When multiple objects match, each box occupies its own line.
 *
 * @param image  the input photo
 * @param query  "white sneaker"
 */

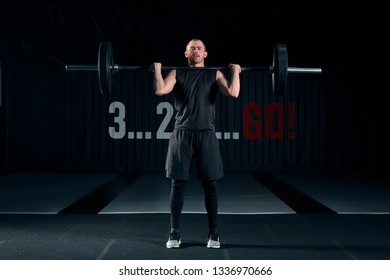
xmin=207 ymin=231 xmax=220 ymax=249
xmin=166 ymin=231 xmax=181 ymax=248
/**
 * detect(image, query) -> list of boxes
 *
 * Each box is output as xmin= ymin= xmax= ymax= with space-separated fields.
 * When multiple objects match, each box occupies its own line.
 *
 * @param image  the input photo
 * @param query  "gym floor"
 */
xmin=0 ymin=170 xmax=389 ymax=260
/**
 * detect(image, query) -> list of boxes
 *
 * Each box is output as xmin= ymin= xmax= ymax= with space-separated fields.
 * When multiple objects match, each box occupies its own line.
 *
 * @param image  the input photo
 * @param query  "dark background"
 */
xmin=0 ymin=2 xmax=381 ymax=70
xmin=0 ymin=1 xmax=388 ymax=173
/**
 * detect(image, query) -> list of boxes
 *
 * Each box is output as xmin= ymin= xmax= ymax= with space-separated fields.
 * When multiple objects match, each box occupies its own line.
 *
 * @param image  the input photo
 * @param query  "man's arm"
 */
xmin=151 ymin=63 xmax=177 ymax=96
xmin=216 ymin=64 xmax=241 ymax=98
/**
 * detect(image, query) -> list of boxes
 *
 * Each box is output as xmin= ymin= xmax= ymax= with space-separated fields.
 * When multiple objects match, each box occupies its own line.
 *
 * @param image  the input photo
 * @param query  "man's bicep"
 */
xmin=216 ymin=71 xmax=230 ymax=96
xmin=164 ymin=71 xmax=177 ymax=93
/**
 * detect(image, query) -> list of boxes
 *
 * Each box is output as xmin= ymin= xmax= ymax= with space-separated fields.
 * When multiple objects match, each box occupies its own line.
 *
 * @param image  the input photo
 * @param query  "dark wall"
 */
xmin=2 ymin=64 xmax=382 ymax=173
xmin=0 ymin=2 xmax=388 ymax=173
xmin=0 ymin=62 xmax=5 ymax=173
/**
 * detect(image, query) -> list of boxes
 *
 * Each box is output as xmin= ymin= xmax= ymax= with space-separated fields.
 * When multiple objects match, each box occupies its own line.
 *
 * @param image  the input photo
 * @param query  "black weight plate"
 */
xmin=98 ymin=41 xmax=114 ymax=95
xmin=272 ymin=44 xmax=288 ymax=96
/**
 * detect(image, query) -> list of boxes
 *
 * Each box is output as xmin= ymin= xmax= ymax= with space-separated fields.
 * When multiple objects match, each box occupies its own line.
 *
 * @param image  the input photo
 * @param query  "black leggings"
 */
xmin=169 ymin=179 xmax=218 ymax=232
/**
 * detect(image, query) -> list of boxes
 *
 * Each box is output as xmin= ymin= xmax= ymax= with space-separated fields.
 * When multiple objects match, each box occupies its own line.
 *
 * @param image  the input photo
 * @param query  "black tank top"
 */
xmin=173 ymin=69 xmax=218 ymax=131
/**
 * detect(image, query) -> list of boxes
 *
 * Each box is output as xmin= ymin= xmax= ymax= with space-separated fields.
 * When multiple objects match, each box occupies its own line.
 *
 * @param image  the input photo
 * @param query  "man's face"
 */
xmin=185 ymin=40 xmax=208 ymax=65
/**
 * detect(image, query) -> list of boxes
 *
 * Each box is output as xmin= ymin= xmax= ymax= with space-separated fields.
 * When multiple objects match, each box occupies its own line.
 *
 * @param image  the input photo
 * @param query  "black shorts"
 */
xmin=165 ymin=128 xmax=224 ymax=181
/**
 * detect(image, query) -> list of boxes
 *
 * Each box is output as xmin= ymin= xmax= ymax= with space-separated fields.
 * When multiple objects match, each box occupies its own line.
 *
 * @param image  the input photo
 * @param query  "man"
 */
xmin=151 ymin=38 xmax=241 ymax=249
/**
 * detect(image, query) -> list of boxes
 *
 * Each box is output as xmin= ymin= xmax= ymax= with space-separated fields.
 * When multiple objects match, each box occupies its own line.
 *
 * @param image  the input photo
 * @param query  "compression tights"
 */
xmin=169 ymin=179 xmax=218 ymax=232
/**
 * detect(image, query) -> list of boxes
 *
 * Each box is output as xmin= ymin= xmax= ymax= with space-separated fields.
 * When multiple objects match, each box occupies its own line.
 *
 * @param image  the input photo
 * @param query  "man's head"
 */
xmin=184 ymin=39 xmax=208 ymax=67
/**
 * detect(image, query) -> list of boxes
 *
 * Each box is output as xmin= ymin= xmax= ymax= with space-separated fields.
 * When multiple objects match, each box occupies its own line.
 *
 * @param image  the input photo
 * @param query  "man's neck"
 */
xmin=188 ymin=62 xmax=204 ymax=67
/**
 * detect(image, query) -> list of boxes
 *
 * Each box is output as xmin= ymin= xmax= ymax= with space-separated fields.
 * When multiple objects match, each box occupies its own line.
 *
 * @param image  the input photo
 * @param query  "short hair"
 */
xmin=186 ymin=39 xmax=207 ymax=51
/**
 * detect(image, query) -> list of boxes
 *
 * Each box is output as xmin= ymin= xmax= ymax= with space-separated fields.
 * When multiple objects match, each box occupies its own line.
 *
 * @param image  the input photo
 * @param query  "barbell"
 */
xmin=65 ymin=41 xmax=322 ymax=96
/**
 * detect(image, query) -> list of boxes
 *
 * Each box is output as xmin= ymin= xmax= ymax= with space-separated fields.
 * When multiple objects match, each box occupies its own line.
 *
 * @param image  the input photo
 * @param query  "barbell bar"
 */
xmin=65 ymin=41 xmax=322 ymax=96
xmin=65 ymin=64 xmax=321 ymax=73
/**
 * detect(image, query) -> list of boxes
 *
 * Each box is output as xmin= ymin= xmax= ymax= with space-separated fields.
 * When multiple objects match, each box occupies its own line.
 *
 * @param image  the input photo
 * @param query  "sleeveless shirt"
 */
xmin=173 ymin=69 xmax=219 ymax=131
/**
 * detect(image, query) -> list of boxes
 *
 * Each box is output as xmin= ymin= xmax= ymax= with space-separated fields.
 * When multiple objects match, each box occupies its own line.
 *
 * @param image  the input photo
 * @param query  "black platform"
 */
xmin=0 ymin=171 xmax=390 ymax=260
